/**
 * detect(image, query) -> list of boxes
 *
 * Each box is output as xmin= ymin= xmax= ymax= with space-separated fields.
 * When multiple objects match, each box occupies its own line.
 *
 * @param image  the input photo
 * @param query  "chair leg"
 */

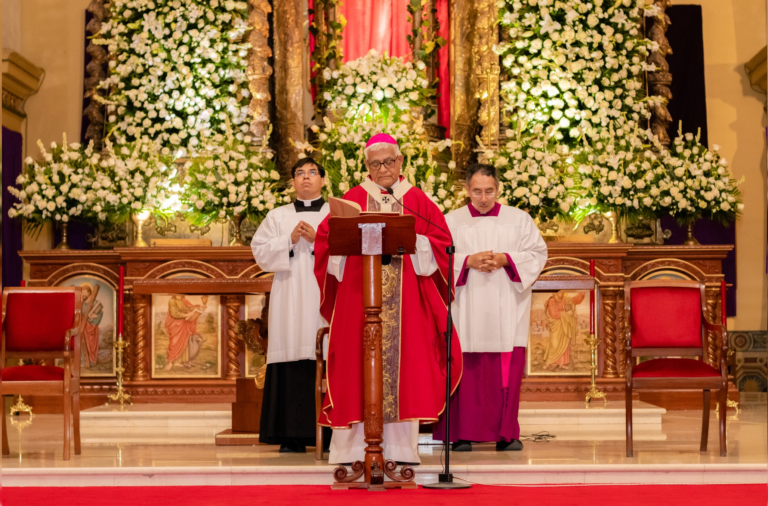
xmin=73 ymin=392 xmax=81 ymax=455
xmin=626 ymin=384 xmax=633 ymax=457
xmin=315 ymin=424 xmax=323 ymax=460
xmin=700 ymin=389 xmax=710 ymax=452
xmin=63 ymin=391 xmax=72 ymax=461
xmin=719 ymin=386 xmax=727 ymax=457
xmin=2 ymin=398 xmax=9 ymax=456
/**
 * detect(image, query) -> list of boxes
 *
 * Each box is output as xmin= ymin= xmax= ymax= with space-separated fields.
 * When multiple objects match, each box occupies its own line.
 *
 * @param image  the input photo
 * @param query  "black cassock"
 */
xmin=259 ymin=360 xmax=330 ymax=446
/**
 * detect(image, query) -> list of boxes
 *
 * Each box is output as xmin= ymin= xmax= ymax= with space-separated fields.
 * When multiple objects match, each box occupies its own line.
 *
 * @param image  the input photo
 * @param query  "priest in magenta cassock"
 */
xmin=314 ymin=133 xmax=463 ymax=465
xmin=435 ymin=163 xmax=548 ymax=451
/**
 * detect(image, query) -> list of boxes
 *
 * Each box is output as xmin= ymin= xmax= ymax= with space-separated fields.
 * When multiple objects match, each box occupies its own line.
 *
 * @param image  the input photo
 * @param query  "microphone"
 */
xmin=385 ymin=188 xmax=454 ymax=253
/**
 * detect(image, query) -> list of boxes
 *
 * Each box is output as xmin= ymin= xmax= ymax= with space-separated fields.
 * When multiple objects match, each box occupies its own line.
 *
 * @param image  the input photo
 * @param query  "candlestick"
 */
xmin=108 ymin=265 xmax=131 ymax=406
xmin=589 ymin=260 xmax=595 ymax=334
xmin=118 ymin=266 xmax=125 ymax=336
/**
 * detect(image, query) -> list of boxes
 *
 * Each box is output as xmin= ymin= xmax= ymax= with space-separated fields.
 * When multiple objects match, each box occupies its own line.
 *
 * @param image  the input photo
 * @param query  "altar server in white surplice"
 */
xmin=434 ymin=163 xmax=548 ymax=452
xmin=251 ymin=157 xmax=331 ymax=454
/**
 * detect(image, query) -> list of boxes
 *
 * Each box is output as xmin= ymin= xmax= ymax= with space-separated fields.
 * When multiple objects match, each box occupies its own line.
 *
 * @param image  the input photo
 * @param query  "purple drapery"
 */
xmin=661 ymin=6 xmax=736 ymax=317
xmin=3 ymin=127 xmax=24 ymax=288
xmin=660 ymin=217 xmax=737 ymax=317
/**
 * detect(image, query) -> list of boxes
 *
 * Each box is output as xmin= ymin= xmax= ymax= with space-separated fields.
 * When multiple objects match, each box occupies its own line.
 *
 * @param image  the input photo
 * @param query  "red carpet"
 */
xmin=2 ymin=485 xmax=765 ymax=506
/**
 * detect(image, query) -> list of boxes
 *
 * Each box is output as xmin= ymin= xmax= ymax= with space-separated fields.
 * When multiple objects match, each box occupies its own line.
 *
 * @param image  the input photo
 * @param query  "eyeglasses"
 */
xmin=367 ymin=158 xmax=398 ymax=171
xmin=295 ymin=170 xmax=320 ymax=178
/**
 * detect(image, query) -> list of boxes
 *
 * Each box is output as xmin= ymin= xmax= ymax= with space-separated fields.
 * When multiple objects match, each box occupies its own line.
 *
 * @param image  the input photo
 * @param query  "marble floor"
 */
xmin=2 ymin=394 xmax=766 ymax=486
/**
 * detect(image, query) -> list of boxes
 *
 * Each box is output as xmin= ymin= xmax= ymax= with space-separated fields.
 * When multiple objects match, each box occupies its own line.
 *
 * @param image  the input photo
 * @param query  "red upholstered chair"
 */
xmin=1 ymin=287 xmax=83 ymax=460
xmin=624 ymin=280 xmax=728 ymax=457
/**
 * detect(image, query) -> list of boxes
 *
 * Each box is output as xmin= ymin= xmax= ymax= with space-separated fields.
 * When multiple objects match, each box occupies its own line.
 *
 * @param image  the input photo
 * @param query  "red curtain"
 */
xmin=340 ymin=0 xmax=411 ymax=62
xmin=309 ymin=0 xmax=450 ymax=136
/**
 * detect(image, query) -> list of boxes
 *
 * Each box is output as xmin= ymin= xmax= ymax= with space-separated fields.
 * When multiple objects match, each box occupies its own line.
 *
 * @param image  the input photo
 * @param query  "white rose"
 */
xmin=529 ymin=195 xmax=540 ymax=206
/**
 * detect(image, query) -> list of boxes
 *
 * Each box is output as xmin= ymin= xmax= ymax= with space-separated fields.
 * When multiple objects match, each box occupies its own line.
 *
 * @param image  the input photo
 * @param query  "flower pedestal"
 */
xmin=683 ymin=221 xmax=700 ymax=246
xmin=229 ymin=214 xmax=247 ymax=247
xmin=604 ymin=211 xmax=623 ymax=244
xmin=131 ymin=211 xmax=150 ymax=248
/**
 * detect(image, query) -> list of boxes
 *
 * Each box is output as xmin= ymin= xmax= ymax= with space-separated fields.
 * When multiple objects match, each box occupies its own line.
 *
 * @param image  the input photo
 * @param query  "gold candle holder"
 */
xmin=108 ymin=335 xmax=132 ymax=406
xmin=585 ymin=333 xmax=607 ymax=404
xmin=10 ymin=395 xmax=33 ymax=416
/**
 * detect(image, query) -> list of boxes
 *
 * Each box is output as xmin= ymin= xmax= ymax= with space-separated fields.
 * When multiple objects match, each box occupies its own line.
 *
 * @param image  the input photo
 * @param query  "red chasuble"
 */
xmin=314 ymin=179 xmax=463 ymax=428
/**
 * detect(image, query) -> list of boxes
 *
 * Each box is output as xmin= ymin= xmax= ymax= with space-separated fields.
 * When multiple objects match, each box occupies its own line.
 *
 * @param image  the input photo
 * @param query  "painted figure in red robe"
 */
xmin=80 ymin=283 xmax=103 ymax=368
xmin=164 ymin=295 xmax=208 ymax=370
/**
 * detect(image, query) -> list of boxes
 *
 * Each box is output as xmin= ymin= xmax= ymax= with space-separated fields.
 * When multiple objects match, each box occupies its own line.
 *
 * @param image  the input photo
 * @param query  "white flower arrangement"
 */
xmin=95 ymin=0 xmax=252 ymax=150
xmin=7 ymin=135 xmax=99 ymax=232
xmin=575 ymin=127 xmax=662 ymax=221
xmin=181 ymin=126 xmax=284 ymax=226
xmin=655 ymin=127 xmax=743 ymax=224
xmin=93 ymin=137 xmax=176 ymax=223
xmin=498 ymin=0 xmax=655 ymax=145
xmin=322 ymin=49 xmax=433 ymax=124
xmin=480 ymin=128 xmax=573 ymax=220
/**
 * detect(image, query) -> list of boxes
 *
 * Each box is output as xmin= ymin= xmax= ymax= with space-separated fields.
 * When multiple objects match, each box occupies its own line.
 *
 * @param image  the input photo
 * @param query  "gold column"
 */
xmin=247 ymin=0 xmax=273 ymax=141
xmin=273 ymin=0 xmax=305 ymax=177
xmin=473 ymin=0 xmax=500 ymax=150
xmin=450 ymin=0 xmax=479 ymax=177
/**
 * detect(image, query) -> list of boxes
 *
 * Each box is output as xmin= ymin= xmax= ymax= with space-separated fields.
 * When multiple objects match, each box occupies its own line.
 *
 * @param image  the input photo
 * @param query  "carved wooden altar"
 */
xmin=19 ymin=243 xmax=735 ymax=411
xmin=20 ymin=247 xmax=272 ymax=410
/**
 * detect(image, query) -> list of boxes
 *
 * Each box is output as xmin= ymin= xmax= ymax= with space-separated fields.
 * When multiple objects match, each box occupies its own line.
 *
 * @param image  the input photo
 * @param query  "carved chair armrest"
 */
xmin=64 ymin=326 xmax=81 ymax=352
xmin=316 ymin=327 xmax=330 ymax=362
xmin=702 ymin=320 xmax=729 ymax=377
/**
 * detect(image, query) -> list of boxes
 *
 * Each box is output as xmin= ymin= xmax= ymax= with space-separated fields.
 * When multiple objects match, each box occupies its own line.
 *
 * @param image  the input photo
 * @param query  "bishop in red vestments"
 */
xmin=314 ymin=133 xmax=462 ymax=464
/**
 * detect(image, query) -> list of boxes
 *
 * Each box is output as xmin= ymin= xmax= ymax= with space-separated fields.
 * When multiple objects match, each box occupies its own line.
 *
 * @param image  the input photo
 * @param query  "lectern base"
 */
xmin=423 ymin=474 xmax=472 ymax=489
xmin=332 ymin=460 xmax=417 ymax=491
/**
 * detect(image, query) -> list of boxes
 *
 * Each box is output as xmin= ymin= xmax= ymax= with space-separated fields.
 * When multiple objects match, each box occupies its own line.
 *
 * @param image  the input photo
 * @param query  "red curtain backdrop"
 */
xmin=341 ymin=0 xmax=411 ymax=62
xmin=435 ymin=0 xmax=449 ymax=136
xmin=309 ymin=1 xmax=450 ymax=136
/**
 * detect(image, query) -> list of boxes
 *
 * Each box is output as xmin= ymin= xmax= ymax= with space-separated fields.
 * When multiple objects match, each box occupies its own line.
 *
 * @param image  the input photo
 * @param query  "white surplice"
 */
xmin=251 ymin=200 xmax=330 ymax=364
xmin=446 ymin=204 xmax=548 ymax=352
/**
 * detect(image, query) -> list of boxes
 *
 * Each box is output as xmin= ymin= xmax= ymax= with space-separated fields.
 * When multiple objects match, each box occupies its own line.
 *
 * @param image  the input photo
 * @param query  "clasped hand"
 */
xmin=467 ymin=250 xmax=508 ymax=273
xmin=291 ymin=221 xmax=316 ymax=244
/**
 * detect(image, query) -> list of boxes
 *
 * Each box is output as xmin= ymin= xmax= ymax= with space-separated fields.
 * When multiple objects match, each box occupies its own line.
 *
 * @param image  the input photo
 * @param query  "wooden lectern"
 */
xmin=326 ymin=214 xmax=418 ymax=491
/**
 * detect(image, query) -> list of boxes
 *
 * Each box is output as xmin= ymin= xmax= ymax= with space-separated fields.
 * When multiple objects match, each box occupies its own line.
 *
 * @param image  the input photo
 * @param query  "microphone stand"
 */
xmin=386 ymin=189 xmax=470 ymax=490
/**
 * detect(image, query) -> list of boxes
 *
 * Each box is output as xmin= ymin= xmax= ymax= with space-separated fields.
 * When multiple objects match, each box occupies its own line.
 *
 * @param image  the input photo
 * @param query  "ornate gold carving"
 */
xmin=132 ymin=294 xmax=149 ymax=381
xmin=646 ymin=0 xmax=673 ymax=146
xmin=247 ymin=0 xmax=273 ymax=141
xmin=84 ymin=0 xmax=110 ymax=147
xmin=450 ymin=0 xmax=479 ymax=176
xmin=602 ymin=290 xmax=619 ymax=378
xmin=273 ymin=0 xmax=305 ymax=177
xmin=225 ymin=295 xmax=243 ymax=380
xmin=474 ymin=0 xmax=500 ymax=149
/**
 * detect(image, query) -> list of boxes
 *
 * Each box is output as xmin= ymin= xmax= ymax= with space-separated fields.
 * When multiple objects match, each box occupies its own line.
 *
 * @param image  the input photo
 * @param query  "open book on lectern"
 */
xmin=329 ymin=197 xmax=399 ymax=218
